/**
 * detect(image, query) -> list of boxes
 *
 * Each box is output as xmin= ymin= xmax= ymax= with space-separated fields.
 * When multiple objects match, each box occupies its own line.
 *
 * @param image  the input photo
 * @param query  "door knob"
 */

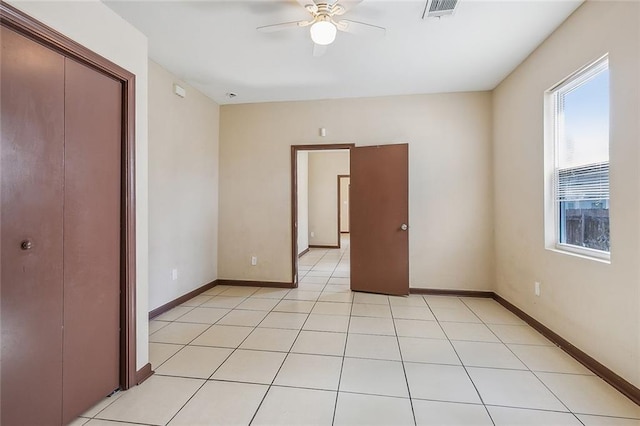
xmin=400 ymin=224 xmax=408 ymax=231
xmin=20 ymin=240 xmax=33 ymax=250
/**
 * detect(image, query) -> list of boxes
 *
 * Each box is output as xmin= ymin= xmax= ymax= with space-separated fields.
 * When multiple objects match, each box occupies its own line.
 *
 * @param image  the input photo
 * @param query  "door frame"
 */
xmin=1 ymin=2 xmax=140 ymax=389
xmin=290 ymin=144 xmax=354 ymax=286
xmin=337 ymin=174 xmax=350 ymax=235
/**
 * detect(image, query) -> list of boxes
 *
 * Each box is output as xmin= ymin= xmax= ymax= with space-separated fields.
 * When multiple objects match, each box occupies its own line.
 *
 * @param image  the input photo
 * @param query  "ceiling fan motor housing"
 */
xmin=257 ymin=0 xmax=384 ymax=55
xmin=307 ymin=2 xmax=345 ymax=17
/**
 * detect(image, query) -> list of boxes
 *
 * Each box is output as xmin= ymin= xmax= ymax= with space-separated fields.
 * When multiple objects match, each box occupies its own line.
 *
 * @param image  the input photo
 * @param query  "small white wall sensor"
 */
xmin=174 ymin=83 xmax=186 ymax=98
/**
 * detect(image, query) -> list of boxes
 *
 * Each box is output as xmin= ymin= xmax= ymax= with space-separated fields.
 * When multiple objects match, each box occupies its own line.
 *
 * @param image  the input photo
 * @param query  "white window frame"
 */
xmin=544 ymin=55 xmax=611 ymax=262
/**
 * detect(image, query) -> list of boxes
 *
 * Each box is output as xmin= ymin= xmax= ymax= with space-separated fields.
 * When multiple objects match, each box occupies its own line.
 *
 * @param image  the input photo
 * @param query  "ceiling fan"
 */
xmin=257 ymin=0 xmax=386 ymax=57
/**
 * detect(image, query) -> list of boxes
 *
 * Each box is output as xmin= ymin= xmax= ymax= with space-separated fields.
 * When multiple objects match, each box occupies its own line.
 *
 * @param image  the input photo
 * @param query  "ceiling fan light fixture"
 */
xmin=310 ymin=20 xmax=337 ymax=45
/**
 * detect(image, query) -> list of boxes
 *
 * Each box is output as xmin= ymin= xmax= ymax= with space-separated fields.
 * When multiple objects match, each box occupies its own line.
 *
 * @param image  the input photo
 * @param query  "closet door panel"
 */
xmin=62 ymin=58 xmax=122 ymax=423
xmin=0 ymin=26 xmax=66 ymax=425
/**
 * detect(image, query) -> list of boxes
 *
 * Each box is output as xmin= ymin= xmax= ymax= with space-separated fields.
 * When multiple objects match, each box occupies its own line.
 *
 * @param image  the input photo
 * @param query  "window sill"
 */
xmin=546 ymin=244 xmax=611 ymax=264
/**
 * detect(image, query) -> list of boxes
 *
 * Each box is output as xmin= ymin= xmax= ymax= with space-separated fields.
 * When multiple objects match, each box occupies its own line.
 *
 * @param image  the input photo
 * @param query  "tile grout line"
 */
xmin=458 ymin=297 xmax=579 ymax=420
xmin=134 ymin=372 xmax=507 ymax=407
xmin=89 ymin=418 xmax=155 ymax=426
xmin=82 ymin=389 xmax=126 ymax=421
xmin=166 ymin=284 xmax=296 ymax=424
xmin=157 ymin=285 xmax=292 ymax=424
xmin=131 ymin=367 xmax=638 ymax=421
xmin=248 ymin=244 xmax=345 ymax=425
xmin=156 ymin=290 xmax=584 ymax=420
xmin=324 ymin=237 xmax=350 ymax=424
xmin=151 ymin=289 xmax=256 ymax=370
xmin=331 ymin=241 xmax=353 ymax=426
xmin=129 ymin=287 xmax=631 ymax=425
xmin=496 ymin=342 xmax=583 ymax=420
xmin=221 ymin=291 xmax=300 ymax=425
xmin=425 ymin=295 xmax=497 ymax=426
xmin=300 ymin=246 xmax=330 ymax=281
xmin=529 ymin=370 xmax=587 ymax=425
xmin=296 ymin=247 xmax=332 ymax=295
xmin=161 ymin=287 xmax=266 ymax=425
xmin=300 ymin=238 xmax=350 ymax=425
xmin=389 ymin=296 xmax=418 ymax=426
xmin=159 ymin=286 xmax=624 ymax=422
xmin=94 ymin=293 xmax=229 ymax=422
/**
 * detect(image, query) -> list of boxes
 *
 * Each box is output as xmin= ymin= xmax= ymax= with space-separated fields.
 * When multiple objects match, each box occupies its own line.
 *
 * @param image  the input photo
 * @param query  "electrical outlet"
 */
xmin=251 ymin=256 xmax=257 ymax=266
xmin=310 ymin=231 xmax=315 ymax=238
xmin=171 ymin=268 xmax=178 ymax=281
xmin=534 ymin=281 xmax=541 ymax=297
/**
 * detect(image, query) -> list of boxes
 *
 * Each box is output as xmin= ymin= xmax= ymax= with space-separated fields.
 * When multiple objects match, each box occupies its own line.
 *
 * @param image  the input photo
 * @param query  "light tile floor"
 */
xmin=72 ymin=237 xmax=639 ymax=425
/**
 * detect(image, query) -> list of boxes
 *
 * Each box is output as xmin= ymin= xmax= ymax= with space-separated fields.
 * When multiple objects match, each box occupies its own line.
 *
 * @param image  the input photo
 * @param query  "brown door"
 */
xmin=62 ymin=58 xmax=122 ymax=423
xmin=350 ymin=144 xmax=409 ymax=296
xmin=1 ymin=27 xmax=122 ymax=425
xmin=1 ymin=26 xmax=66 ymax=425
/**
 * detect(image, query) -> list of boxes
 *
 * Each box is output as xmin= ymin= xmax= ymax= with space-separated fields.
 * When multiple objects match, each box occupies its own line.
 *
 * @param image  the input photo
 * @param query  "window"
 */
xmin=546 ymin=56 xmax=610 ymax=259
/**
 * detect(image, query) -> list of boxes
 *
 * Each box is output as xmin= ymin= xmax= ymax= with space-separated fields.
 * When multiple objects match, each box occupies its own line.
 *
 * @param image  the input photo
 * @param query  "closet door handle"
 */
xmin=20 ymin=240 xmax=33 ymax=250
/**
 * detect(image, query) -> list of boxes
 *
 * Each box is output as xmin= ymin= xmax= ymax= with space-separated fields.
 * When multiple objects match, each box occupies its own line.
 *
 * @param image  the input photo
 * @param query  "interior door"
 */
xmin=62 ymin=58 xmax=122 ymax=423
xmin=1 ymin=26 xmax=122 ymax=425
xmin=1 ymin=26 xmax=66 ymax=425
xmin=350 ymin=144 xmax=409 ymax=296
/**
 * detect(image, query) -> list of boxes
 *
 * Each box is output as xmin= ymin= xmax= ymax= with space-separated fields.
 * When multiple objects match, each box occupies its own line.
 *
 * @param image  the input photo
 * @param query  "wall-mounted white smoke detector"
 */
xmin=423 ymin=0 xmax=459 ymax=19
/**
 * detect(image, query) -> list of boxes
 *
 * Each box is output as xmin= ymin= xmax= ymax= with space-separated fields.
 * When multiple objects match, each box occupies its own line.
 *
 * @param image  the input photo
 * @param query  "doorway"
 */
xmin=1 ymin=4 xmax=138 ymax=425
xmin=291 ymin=143 xmax=410 ymax=295
xmin=291 ymin=144 xmax=353 ymax=286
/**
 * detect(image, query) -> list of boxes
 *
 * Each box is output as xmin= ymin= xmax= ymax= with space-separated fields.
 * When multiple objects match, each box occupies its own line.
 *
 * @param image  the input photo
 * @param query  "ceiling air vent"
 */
xmin=422 ymin=0 xmax=459 ymax=19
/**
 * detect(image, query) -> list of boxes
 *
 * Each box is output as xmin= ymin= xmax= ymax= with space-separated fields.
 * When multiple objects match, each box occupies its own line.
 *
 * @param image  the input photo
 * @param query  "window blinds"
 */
xmin=556 ymin=161 xmax=609 ymax=202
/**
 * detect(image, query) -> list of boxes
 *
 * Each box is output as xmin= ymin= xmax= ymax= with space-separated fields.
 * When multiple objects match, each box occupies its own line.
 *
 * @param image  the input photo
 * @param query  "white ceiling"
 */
xmin=104 ymin=0 xmax=583 ymax=105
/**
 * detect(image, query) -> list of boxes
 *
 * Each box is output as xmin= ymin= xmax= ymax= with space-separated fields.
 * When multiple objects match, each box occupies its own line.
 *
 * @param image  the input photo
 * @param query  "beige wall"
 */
xmin=7 ymin=0 xmax=151 ymax=370
xmin=308 ymin=151 xmax=350 ymax=247
xmin=148 ymin=61 xmax=220 ymax=311
xmin=493 ymin=0 xmax=640 ymax=387
xmin=297 ymin=151 xmax=309 ymax=255
xmin=340 ymin=177 xmax=350 ymax=233
xmin=219 ymin=92 xmax=494 ymax=288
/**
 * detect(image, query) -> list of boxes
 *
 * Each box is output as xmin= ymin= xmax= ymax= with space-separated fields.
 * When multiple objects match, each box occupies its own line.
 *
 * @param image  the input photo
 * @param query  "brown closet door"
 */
xmin=0 ymin=27 xmax=66 ymax=425
xmin=62 ymin=58 xmax=122 ymax=423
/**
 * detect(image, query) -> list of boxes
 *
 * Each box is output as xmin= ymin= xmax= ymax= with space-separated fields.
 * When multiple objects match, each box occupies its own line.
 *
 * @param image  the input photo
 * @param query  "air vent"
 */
xmin=423 ymin=0 xmax=459 ymax=18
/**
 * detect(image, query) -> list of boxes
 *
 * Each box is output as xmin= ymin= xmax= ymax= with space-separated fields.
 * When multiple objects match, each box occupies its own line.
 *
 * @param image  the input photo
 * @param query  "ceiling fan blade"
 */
xmin=335 ymin=0 xmax=364 ymax=13
xmin=257 ymin=20 xmax=312 ymax=33
xmin=313 ymin=43 xmax=328 ymax=57
xmin=332 ymin=4 xmax=346 ymax=16
xmin=336 ymin=19 xmax=386 ymax=36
